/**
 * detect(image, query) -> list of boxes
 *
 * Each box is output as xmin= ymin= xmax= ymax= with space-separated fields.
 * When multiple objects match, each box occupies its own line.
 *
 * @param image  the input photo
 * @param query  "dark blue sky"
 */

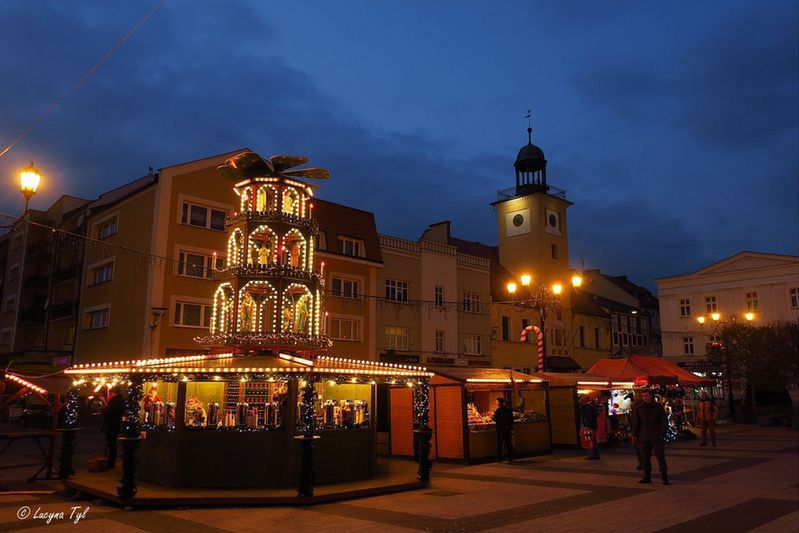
xmin=1 ymin=1 xmax=796 ymax=289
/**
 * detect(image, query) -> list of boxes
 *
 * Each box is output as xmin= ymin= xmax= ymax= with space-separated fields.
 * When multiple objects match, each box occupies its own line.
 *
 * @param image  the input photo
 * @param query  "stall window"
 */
xmin=314 ymin=381 xmax=370 ymax=430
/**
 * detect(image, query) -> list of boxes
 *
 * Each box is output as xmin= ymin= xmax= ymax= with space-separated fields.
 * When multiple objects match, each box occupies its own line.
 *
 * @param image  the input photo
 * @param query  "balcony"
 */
xmin=214 ymin=264 xmax=323 ymax=286
xmin=50 ymin=303 xmax=76 ymax=320
xmin=225 ymin=210 xmax=319 ymax=232
xmin=496 ymin=183 xmax=566 ymax=202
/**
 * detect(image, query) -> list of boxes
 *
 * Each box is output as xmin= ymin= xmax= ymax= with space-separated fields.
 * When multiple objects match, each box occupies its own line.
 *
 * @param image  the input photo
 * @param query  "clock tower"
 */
xmin=492 ymin=125 xmax=572 ymax=287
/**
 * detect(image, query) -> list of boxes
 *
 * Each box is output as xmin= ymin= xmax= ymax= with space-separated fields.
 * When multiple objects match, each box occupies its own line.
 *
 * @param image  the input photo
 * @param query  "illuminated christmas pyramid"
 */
xmin=197 ymin=151 xmax=331 ymax=355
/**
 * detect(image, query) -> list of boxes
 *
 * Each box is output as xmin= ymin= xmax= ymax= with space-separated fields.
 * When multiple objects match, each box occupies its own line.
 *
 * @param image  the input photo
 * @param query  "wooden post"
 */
xmin=175 ymin=381 xmax=187 ymax=431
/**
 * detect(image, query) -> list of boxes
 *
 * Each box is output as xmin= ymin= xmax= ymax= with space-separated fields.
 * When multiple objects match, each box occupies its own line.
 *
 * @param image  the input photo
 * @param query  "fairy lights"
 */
xmin=4 ymin=373 xmax=47 ymax=394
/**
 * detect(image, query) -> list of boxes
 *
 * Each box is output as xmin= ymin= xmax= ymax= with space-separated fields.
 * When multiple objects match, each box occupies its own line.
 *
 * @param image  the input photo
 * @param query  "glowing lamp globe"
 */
xmin=19 ymin=162 xmax=41 ymax=197
xmin=711 ymin=312 xmax=720 ymax=322
xmin=551 ymin=283 xmax=563 ymax=295
xmin=571 ymin=275 xmax=583 ymax=288
xmin=745 ymin=312 xmax=754 ymax=321
xmin=520 ymin=274 xmax=532 ymax=287
xmin=506 ymin=282 xmax=517 ymax=295
xmin=697 ymin=316 xmax=705 ymax=324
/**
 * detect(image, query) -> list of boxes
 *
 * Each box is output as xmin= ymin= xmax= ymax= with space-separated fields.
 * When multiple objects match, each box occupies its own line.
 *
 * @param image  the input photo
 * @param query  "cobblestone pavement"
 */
xmin=0 ymin=425 xmax=796 ymax=532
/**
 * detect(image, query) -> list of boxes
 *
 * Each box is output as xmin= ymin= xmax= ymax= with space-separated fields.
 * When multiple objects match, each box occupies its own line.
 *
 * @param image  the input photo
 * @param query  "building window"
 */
xmin=683 ymin=336 xmax=695 ymax=355
xmin=554 ymin=329 xmax=564 ymax=346
xmin=385 ymin=279 xmax=408 ymax=303
xmin=338 ymin=237 xmax=363 ymax=257
xmin=329 ymin=317 xmax=360 ymax=341
xmin=745 ymin=291 xmax=759 ymax=312
xmin=462 ymin=291 xmax=482 ymax=313
xmin=790 ymin=288 xmax=799 ymax=309
xmin=177 ymin=251 xmax=219 ymax=279
xmin=612 ymin=331 xmax=619 ymax=346
xmin=181 ymin=202 xmax=226 ymax=231
xmin=316 ymin=232 xmax=327 ymax=250
xmin=551 ymin=244 xmax=558 ymax=260
xmin=84 ymin=308 xmax=110 ymax=329
xmin=0 ymin=329 xmax=11 ymax=346
xmin=594 ymin=327 xmax=601 ymax=348
xmin=501 ymin=316 xmax=510 ymax=341
xmin=622 ymin=333 xmax=628 ymax=346
xmin=4 ymin=297 xmax=16 ymax=313
xmin=521 ymin=318 xmax=531 ymax=343
xmin=97 ymin=217 xmax=118 ymax=240
xmin=578 ymin=326 xmax=586 ymax=347
xmin=385 ymin=326 xmax=409 ymax=351
xmin=332 ymin=277 xmax=359 ymax=299
xmin=435 ymin=330 xmax=444 ymax=353
xmin=174 ymin=302 xmax=212 ymax=328
xmin=8 ymin=266 xmax=19 ymax=282
xmin=464 ymin=334 xmax=482 ymax=355
xmin=679 ymin=298 xmax=691 ymax=317
xmin=434 ymin=286 xmax=444 ymax=307
xmin=90 ymin=262 xmax=114 ymax=285
xmin=705 ymin=296 xmax=717 ymax=313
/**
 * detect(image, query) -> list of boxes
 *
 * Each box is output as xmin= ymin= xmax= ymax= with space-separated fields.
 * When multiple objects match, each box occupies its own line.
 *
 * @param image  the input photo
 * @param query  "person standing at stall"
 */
xmin=580 ymin=396 xmax=600 ymax=460
xmin=696 ymin=390 xmax=718 ymax=447
xmin=101 ymin=385 xmax=125 ymax=469
xmin=632 ymin=388 xmax=669 ymax=485
xmin=493 ymin=397 xmax=514 ymax=462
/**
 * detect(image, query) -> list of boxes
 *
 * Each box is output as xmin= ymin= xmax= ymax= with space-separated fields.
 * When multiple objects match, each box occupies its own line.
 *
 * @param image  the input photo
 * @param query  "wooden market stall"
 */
xmin=390 ymin=367 xmax=551 ymax=462
xmin=530 ymin=372 xmax=612 ymax=447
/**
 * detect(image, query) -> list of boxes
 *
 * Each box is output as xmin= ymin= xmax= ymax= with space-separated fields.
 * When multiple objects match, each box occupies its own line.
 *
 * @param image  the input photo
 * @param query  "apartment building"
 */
xmin=656 ymin=251 xmax=799 ymax=368
xmin=375 ymin=222 xmax=492 ymax=367
xmin=0 ymin=195 xmax=89 ymax=364
xmin=75 ymin=150 xmax=383 ymax=363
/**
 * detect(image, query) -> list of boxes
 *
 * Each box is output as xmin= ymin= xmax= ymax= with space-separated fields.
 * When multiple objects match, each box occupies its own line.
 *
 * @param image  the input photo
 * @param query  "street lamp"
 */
xmin=19 ymin=162 xmax=42 ymax=212
xmin=506 ymin=273 xmax=580 ymax=372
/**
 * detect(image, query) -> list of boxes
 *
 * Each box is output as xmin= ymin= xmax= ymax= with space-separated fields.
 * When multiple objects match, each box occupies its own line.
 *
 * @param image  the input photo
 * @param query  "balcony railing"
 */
xmin=214 ymin=264 xmax=323 ymax=285
xmin=496 ymin=183 xmax=567 ymax=202
xmin=226 ymin=210 xmax=319 ymax=231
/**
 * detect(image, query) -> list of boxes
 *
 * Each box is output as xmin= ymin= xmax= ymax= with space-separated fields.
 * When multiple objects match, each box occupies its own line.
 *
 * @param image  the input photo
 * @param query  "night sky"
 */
xmin=1 ymin=1 xmax=796 ymax=289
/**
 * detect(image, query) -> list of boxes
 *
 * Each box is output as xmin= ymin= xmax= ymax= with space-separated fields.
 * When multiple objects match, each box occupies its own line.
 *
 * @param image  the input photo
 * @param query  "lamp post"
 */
xmin=506 ymin=273 xmax=582 ymax=372
xmin=19 ymin=162 xmax=42 ymax=212
xmin=697 ymin=311 xmax=755 ymax=421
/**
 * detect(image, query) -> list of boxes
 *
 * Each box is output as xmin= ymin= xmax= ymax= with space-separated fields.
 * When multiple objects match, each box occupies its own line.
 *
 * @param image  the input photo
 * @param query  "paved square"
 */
xmin=0 ymin=425 xmax=796 ymax=532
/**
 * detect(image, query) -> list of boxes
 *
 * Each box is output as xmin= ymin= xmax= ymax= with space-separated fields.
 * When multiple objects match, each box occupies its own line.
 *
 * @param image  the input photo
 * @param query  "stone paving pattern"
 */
xmin=0 ymin=425 xmax=796 ymax=532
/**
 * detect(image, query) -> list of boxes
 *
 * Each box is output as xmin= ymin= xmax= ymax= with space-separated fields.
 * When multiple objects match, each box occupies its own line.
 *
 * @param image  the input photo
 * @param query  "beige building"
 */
xmin=656 ymin=251 xmax=799 ymax=366
xmin=75 ymin=151 xmax=382 ymax=363
xmin=375 ymin=222 xmax=492 ymax=367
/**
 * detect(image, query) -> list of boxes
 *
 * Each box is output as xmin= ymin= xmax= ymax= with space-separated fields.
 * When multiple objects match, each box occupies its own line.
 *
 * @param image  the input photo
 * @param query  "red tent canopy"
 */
xmin=585 ymin=355 xmax=715 ymax=388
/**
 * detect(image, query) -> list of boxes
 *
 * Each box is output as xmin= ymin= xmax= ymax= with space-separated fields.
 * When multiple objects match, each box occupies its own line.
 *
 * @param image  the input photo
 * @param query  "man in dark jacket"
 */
xmin=580 ymin=396 xmax=600 ymax=459
xmin=493 ymin=397 xmax=514 ymax=462
xmin=102 ymin=386 xmax=125 ymax=469
xmin=631 ymin=388 xmax=669 ymax=485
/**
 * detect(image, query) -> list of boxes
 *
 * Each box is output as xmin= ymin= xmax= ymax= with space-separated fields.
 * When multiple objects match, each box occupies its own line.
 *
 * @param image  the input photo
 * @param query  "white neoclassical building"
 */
xmin=656 ymin=251 xmax=799 ymax=367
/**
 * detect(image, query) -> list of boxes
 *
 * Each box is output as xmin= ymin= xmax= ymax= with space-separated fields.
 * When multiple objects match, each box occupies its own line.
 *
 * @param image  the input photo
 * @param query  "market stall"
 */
xmin=529 ymin=372 xmax=611 ymax=447
xmin=390 ymin=367 xmax=550 ymax=462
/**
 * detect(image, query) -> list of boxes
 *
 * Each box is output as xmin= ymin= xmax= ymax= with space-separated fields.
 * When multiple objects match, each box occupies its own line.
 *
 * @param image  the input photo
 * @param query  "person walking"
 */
xmin=493 ymin=397 xmax=514 ymax=462
xmin=580 ymin=396 xmax=600 ymax=460
xmin=102 ymin=385 xmax=125 ymax=469
xmin=631 ymin=388 xmax=669 ymax=485
xmin=696 ymin=390 xmax=718 ymax=447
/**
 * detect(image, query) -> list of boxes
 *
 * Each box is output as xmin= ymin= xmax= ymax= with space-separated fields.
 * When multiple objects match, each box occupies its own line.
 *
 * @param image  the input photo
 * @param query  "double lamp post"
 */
xmin=505 ymin=272 xmax=583 ymax=372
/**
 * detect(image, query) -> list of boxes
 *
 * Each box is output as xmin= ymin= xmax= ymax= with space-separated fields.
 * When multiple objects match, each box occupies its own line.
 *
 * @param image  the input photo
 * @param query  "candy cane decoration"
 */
xmin=520 ymin=325 xmax=545 ymax=372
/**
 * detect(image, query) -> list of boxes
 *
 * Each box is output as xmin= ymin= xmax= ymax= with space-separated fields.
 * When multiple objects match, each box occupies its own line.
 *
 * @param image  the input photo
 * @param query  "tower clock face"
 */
xmin=545 ymin=209 xmax=562 ymax=236
xmin=505 ymin=208 xmax=530 ymax=236
xmin=548 ymin=214 xmax=557 ymax=227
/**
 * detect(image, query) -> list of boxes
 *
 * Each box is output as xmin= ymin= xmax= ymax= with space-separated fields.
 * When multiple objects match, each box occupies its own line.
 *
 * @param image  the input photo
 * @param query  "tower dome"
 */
xmin=514 ymin=127 xmax=547 ymax=192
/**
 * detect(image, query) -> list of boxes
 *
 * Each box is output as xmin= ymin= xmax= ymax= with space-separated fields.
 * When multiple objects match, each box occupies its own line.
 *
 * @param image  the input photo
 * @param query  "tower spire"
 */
xmin=525 ymin=109 xmax=532 ymax=144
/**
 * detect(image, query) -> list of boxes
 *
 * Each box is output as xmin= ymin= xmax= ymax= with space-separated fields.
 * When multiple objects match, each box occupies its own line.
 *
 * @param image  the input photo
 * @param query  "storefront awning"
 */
xmin=585 ymin=355 xmax=715 ymax=388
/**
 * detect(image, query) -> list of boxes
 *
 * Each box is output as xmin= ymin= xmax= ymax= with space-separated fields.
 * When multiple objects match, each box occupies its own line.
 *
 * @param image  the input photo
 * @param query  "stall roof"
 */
xmin=65 ymin=353 xmax=432 ymax=379
xmin=585 ymin=355 xmax=715 ymax=388
xmin=429 ymin=366 xmax=543 ymax=384
xmin=531 ymin=372 xmax=612 ymax=388
xmin=2 ymin=372 xmax=71 ymax=395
